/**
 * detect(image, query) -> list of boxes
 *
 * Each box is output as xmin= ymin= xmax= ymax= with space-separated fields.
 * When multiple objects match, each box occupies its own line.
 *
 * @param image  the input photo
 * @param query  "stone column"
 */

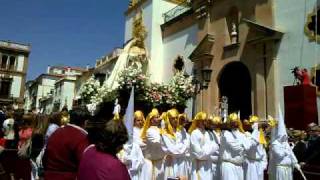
xmin=255 ymin=57 xmax=267 ymax=118
xmin=266 ymin=43 xmax=279 ymax=118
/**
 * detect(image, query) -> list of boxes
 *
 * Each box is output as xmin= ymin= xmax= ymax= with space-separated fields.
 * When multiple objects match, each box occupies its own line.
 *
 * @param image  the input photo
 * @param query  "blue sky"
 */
xmin=0 ymin=0 xmax=128 ymax=80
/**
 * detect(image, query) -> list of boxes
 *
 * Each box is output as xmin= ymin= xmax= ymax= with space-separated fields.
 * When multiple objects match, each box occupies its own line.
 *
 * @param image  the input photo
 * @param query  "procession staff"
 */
xmin=189 ymin=112 xmax=217 ymax=180
xmin=140 ymin=108 xmax=165 ymax=180
xmin=161 ymin=109 xmax=188 ymax=179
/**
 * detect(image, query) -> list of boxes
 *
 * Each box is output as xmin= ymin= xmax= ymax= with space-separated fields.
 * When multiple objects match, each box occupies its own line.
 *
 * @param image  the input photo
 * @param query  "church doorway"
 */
xmin=218 ymin=62 xmax=252 ymax=120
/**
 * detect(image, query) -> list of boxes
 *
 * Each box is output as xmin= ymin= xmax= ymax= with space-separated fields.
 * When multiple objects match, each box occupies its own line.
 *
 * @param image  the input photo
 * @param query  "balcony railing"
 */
xmin=163 ymin=0 xmax=192 ymax=23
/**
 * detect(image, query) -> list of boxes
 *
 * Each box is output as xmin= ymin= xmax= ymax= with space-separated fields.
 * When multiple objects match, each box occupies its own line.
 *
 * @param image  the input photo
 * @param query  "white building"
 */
xmin=26 ymin=73 xmax=62 ymax=113
xmin=125 ymin=0 xmax=196 ymax=83
xmin=25 ymin=66 xmax=87 ymax=113
xmin=94 ymin=48 xmax=123 ymax=83
xmin=0 ymin=40 xmax=30 ymax=108
xmin=52 ymin=76 xmax=77 ymax=112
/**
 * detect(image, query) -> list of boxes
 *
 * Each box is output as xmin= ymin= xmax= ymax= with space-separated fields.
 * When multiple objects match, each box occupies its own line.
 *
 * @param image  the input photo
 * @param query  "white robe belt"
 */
xmin=222 ymin=159 xmax=243 ymax=166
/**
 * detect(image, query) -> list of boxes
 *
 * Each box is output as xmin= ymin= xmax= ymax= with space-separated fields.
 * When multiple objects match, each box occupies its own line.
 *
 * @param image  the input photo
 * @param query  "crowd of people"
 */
xmin=117 ymin=109 xmax=320 ymax=180
xmin=0 ymin=103 xmax=319 ymax=180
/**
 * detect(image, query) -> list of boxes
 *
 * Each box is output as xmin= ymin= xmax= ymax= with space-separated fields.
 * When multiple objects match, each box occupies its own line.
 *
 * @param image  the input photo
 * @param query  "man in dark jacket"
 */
xmin=304 ymin=126 xmax=320 ymax=165
xmin=292 ymin=130 xmax=307 ymax=162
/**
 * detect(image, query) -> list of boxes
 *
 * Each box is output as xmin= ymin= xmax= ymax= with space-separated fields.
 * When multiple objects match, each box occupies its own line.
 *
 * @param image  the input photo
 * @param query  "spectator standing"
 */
xmin=78 ymin=106 xmax=130 ymax=180
xmin=43 ymin=106 xmax=90 ymax=180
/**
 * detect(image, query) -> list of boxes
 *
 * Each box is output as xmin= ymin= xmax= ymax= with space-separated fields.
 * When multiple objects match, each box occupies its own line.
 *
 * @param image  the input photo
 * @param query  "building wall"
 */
xmin=53 ymin=80 xmax=76 ymax=111
xmin=60 ymin=81 xmax=76 ymax=110
xmin=150 ymin=0 xmax=177 ymax=82
xmin=274 ymin=0 xmax=320 ymax=121
xmin=35 ymin=77 xmax=56 ymax=109
xmin=124 ymin=0 xmax=178 ymax=83
xmin=24 ymin=83 xmax=31 ymax=111
xmin=17 ymin=55 xmax=25 ymax=72
xmin=192 ymin=0 xmax=275 ymax=116
xmin=35 ymin=85 xmax=43 ymax=109
xmin=42 ymin=99 xmax=54 ymax=114
xmin=0 ymin=43 xmax=29 ymax=105
xmin=11 ymin=76 xmax=22 ymax=98
xmin=124 ymin=11 xmax=134 ymax=43
xmin=42 ymin=78 xmax=56 ymax=86
xmin=162 ymin=24 xmax=198 ymax=117
xmin=124 ymin=0 xmax=153 ymax=50
xmin=163 ymin=24 xmax=198 ymax=81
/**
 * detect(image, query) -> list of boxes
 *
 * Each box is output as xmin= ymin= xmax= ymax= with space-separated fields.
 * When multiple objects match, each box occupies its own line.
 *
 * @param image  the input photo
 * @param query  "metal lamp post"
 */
xmin=191 ymin=66 xmax=213 ymax=116
xmin=201 ymin=65 xmax=213 ymax=89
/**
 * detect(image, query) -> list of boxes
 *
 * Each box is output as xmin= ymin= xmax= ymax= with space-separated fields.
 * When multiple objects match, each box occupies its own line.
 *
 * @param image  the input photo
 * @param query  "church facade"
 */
xmin=125 ymin=0 xmax=319 ymax=123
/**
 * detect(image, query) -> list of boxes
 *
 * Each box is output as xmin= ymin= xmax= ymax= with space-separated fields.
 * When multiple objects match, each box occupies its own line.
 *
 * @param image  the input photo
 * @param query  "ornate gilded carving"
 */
xmin=304 ymin=6 xmax=320 ymax=43
xmin=129 ymin=0 xmax=139 ymax=8
xmin=310 ymin=64 xmax=320 ymax=95
xmin=127 ymin=10 xmax=148 ymax=74
xmin=132 ymin=10 xmax=147 ymax=49
xmin=165 ymin=0 xmax=186 ymax=4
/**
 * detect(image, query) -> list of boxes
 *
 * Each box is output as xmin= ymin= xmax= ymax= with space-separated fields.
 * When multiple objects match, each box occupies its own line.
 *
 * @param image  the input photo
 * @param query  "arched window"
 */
xmin=1 ymin=55 xmax=8 ymax=69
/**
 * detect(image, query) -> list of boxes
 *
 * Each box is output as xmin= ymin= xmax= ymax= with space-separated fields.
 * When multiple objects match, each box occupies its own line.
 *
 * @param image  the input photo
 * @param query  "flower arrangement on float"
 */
xmin=84 ymin=82 xmax=119 ymax=115
xmin=141 ymin=72 xmax=195 ymax=111
xmin=143 ymin=83 xmax=168 ymax=106
xmin=116 ymin=66 xmax=150 ymax=111
xmin=90 ymin=84 xmax=118 ymax=105
xmin=79 ymin=76 xmax=101 ymax=104
xmin=169 ymin=71 xmax=195 ymax=106
xmin=80 ymin=66 xmax=195 ymax=113
xmin=117 ymin=66 xmax=148 ymax=92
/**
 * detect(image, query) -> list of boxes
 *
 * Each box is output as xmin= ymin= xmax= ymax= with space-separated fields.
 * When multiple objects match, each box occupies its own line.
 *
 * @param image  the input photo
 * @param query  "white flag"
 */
xmin=124 ymin=87 xmax=134 ymax=142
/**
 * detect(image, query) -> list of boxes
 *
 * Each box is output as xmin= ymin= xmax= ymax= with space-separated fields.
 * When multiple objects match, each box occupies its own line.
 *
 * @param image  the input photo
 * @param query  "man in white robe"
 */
xmin=268 ymin=112 xmax=300 ymax=180
xmin=189 ymin=112 xmax=218 ymax=180
xmin=243 ymin=116 xmax=268 ymax=180
xmin=118 ymin=110 xmax=152 ymax=180
xmin=141 ymin=108 xmax=166 ymax=180
xmin=207 ymin=115 xmax=222 ymax=180
xmin=176 ymin=113 xmax=191 ymax=178
xmin=220 ymin=113 xmax=256 ymax=180
xmin=161 ymin=109 xmax=189 ymax=179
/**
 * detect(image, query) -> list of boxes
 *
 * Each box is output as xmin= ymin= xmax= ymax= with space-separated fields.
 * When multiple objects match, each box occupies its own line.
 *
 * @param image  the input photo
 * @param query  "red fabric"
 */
xmin=44 ymin=171 xmax=77 ymax=180
xmin=0 ymin=138 xmax=5 ymax=146
xmin=301 ymin=71 xmax=311 ymax=85
xmin=43 ymin=125 xmax=89 ymax=180
xmin=296 ymin=69 xmax=311 ymax=85
xmin=0 ymin=149 xmax=32 ymax=180
xmin=284 ymin=85 xmax=318 ymax=129
xmin=78 ymin=145 xmax=130 ymax=180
